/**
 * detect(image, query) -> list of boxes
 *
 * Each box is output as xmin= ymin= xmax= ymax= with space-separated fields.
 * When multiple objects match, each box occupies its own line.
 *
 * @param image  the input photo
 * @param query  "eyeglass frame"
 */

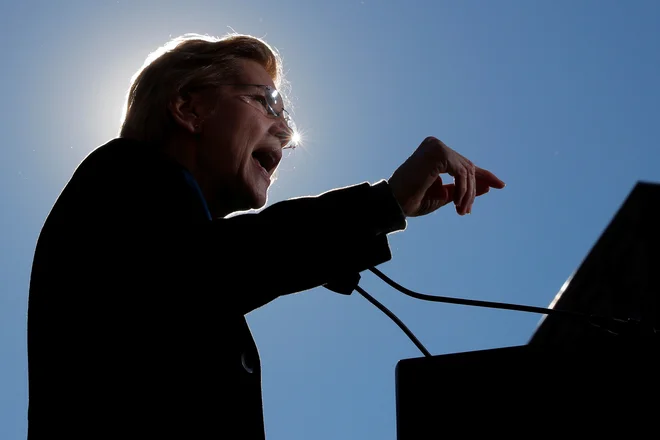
xmin=218 ymin=83 xmax=296 ymax=140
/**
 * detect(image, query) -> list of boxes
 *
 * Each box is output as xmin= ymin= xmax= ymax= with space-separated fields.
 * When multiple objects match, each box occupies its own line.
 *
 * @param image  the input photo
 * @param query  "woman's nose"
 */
xmin=269 ymin=118 xmax=292 ymax=143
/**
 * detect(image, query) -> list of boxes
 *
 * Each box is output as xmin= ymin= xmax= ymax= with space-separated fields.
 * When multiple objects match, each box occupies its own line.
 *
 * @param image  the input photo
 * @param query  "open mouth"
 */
xmin=252 ymin=148 xmax=281 ymax=178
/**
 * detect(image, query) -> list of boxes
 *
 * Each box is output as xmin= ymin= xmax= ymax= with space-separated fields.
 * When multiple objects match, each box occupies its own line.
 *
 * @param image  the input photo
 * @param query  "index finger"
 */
xmin=475 ymin=167 xmax=505 ymax=189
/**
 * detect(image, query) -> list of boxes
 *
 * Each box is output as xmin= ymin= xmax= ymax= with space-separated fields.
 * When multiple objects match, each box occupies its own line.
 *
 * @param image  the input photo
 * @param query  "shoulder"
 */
xmin=46 ymin=138 xmax=189 ymax=224
xmin=64 ymin=137 xmax=192 ymax=205
xmin=75 ymin=137 xmax=181 ymax=181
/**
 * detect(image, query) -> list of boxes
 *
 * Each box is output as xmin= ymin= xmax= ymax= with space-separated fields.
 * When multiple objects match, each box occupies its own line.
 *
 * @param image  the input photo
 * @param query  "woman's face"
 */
xmin=192 ymin=59 xmax=292 ymax=216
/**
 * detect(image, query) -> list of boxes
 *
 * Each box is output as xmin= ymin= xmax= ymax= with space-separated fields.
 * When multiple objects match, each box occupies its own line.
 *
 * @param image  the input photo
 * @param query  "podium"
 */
xmin=396 ymin=343 xmax=659 ymax=438
xmin=395 ymin=182 xmax=660 ymax=438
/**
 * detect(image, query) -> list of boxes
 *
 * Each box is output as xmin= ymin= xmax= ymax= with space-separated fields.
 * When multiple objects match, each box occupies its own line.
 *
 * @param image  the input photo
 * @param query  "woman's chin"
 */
xmin=245 ymin=186 xmax=268 ymax=210
xmin=228 ymin=177 xmax=269 ymax=212
xmin=251 ymin=192 xmax=268 ymax=209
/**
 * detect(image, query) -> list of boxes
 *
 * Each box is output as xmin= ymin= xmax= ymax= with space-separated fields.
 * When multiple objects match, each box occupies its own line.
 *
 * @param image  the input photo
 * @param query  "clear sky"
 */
xmin=2 ymin=1 xmax=659 ymax=438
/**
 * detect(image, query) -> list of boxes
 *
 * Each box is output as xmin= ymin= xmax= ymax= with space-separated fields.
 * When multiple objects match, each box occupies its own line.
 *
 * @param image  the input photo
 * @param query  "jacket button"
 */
xmin=241 ymin=352 xmax=254 ymax=374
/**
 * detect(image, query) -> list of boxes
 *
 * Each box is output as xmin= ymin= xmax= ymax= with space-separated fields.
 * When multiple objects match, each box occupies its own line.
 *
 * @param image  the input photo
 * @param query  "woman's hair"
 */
xmin=119 ymin=32 xmax=284 ymax=145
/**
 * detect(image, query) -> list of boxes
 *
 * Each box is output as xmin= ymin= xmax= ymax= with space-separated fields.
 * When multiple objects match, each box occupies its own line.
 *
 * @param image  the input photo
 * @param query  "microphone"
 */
xmin=323 ymin=273 xmax=362 ymax=295
xmin=324 ymin=272 xmax=432 ymax=357
xmin=324 ymin=267 xmax=658 ymax=358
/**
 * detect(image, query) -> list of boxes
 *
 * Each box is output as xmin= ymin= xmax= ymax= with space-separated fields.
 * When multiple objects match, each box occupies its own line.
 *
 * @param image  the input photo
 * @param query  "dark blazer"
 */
xmin=27 ymin=137 xmax=406 ymax=439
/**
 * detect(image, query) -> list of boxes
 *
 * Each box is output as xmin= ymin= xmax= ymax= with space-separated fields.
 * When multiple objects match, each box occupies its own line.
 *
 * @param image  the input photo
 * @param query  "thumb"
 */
xmin=426 ymin=177 xmax=454 ymax=207
xmin=390 ymin=150 xmax=441 ymax=206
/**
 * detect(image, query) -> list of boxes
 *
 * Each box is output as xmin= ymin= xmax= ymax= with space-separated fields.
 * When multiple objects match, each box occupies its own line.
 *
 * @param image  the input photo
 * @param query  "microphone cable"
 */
xmin=346 ymin=267 xmax=656 ymax=359
xmin=368 ymin=267 xmax=583 ymax=318
xmin=355 ymin=285 xmax=432 ymax=358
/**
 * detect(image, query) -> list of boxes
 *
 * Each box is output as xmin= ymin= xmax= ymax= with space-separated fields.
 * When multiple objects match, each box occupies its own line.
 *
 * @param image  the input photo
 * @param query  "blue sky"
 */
xmin=2 ymin=1 xmax=659 ymax=438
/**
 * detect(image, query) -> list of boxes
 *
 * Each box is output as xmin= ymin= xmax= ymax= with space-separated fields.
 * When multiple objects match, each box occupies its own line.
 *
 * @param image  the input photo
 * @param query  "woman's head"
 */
xmin=120 ymin=33 xmax=296 ymax=216
xmin=120 ymin=33 xmax=285 ymax=144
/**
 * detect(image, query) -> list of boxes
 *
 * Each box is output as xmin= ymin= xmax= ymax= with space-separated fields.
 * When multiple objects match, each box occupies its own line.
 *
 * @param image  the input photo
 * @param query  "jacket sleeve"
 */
xmin=45 ymin=144 xmax=407 ymax=316
xmin=201 ymin=180 xmax=406 ymax=313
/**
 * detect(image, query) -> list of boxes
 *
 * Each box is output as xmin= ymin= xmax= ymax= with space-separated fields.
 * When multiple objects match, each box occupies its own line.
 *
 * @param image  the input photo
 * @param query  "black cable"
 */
xmin=355 ymin=285 xmax=432 ymax=358
xmin=369 ymin=266 xmax=584 ymax=319
xmin=368 ymin=266 xmax=660 ymax=340
xmin=344 ymin=266 xmax=656 ymax=360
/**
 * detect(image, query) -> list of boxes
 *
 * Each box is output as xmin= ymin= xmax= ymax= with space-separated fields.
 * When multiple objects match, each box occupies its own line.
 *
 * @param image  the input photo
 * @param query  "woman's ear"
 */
xmin=168 ymin=92 xmax=203 ymax=134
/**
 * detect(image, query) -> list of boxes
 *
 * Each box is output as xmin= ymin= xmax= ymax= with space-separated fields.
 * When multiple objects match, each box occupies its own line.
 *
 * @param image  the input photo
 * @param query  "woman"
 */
xmin=27 ymin=33 xmax=504 ymax=439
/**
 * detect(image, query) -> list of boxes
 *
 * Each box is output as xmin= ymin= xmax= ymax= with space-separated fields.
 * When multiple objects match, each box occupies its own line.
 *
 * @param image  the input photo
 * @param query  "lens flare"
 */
xmin=291 ymin=130 xmax=302 ymax=147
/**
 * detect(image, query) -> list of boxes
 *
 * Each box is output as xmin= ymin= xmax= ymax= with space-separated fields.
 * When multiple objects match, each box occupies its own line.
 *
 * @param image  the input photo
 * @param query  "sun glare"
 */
xmin=291 ymin=130 xmax=302 ymax=147
xmin=288 ymin=128 xmax=312 ymax=156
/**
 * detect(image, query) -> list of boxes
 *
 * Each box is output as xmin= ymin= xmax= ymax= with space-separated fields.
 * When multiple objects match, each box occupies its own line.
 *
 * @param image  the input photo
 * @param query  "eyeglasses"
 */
xmin=219 ymin=83 xmax=297 ymax=148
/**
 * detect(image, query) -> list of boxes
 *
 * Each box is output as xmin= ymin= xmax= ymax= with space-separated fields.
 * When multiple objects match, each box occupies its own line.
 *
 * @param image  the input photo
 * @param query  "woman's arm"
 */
xmin=44 ymin=141 xmax=406 ymax=316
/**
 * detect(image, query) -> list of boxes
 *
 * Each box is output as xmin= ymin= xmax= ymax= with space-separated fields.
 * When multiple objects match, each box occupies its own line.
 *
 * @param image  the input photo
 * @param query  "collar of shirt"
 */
xmin=181 ymin=168 xmax=212 ymax=221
